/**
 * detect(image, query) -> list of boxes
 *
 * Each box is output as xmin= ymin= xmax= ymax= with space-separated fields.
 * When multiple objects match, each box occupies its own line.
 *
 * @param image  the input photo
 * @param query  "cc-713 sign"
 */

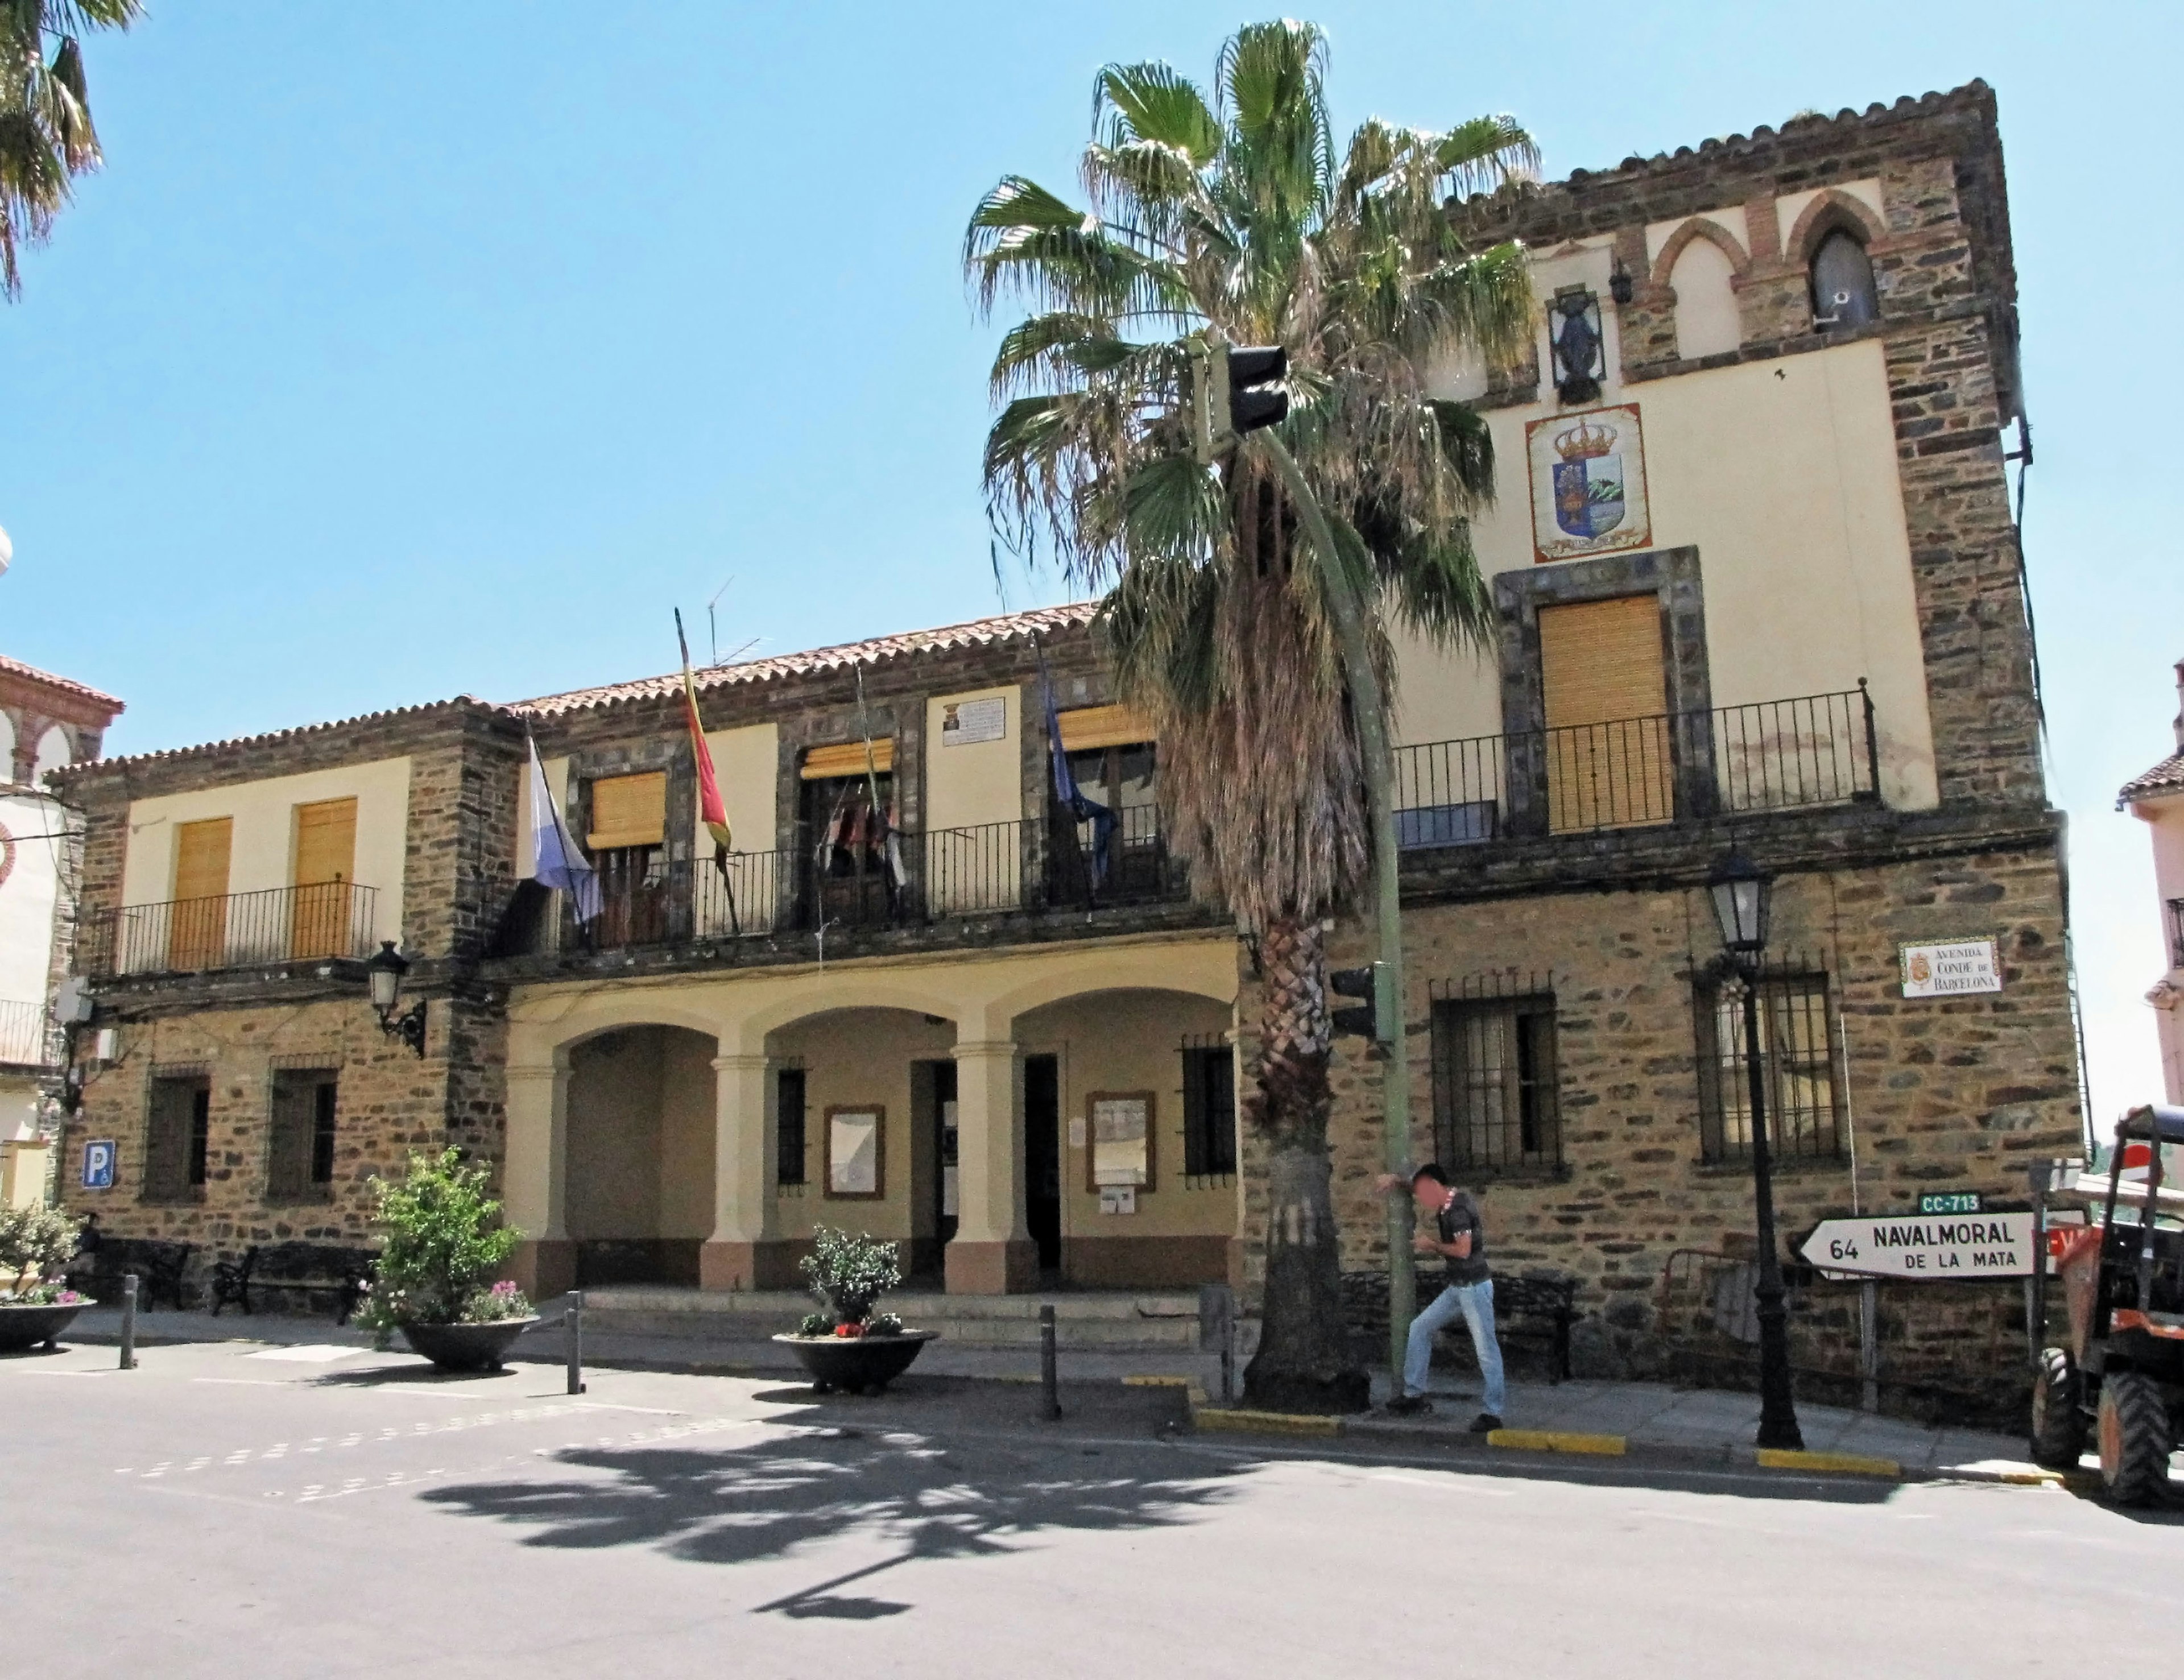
xmin=1799 ymin=1211 xmax=2034 ymax=1280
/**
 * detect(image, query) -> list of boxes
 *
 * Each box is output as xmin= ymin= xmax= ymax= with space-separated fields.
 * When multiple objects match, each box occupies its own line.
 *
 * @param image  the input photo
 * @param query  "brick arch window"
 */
xmin=1809 ymin=228 xmax=1878 ymax=331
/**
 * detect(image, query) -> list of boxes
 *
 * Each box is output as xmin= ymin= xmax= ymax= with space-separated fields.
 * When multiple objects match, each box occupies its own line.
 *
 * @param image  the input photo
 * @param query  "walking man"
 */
xmin=1377 ymin=1164 xmax=1504 ymax=1430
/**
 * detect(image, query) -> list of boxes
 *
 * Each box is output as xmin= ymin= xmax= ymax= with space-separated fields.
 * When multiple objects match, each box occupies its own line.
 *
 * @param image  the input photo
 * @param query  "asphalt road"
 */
xmin=5 ymin=1336 xmax=2175 ymax=1679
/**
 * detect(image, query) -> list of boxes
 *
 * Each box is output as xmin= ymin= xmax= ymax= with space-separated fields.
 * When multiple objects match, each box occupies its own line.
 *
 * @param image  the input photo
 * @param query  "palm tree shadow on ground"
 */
xmin=417 ymin=1426 xmax=1242 ymax=1617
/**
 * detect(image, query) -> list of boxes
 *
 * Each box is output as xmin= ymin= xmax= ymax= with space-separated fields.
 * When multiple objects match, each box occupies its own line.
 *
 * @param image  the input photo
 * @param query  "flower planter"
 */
xmin=774 ymin=1329 xmax=937 ymax=1396
xmin=0 ymin=1300 xmax=88 ymax=1354
xmin=398 ymin=1316 xmax=538 ymax=1373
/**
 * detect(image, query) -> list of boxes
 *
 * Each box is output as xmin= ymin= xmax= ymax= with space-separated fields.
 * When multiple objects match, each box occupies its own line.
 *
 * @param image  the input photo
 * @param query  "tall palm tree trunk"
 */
xmin=1243 ymin=914 xmax=1370 ymax=1412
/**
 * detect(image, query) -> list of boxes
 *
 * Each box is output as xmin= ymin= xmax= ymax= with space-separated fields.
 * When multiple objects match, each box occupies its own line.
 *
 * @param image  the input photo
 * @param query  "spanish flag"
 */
xmin=675 ymin=609 xmax=732 ymax=870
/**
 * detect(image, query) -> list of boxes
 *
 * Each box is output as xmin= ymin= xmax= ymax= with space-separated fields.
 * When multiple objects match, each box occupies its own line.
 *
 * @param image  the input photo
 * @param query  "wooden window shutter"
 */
xmin=1056 ymin=705 xmax=1155 ymax=752
xmin=1537 ymin=595 xmax=1672 ymax=832
xmin=586 ymin=771 xmax=667 ymax=850
xmin=801 ymin=740 xmax=895 ymax=780
xmin=172 ymin=817 xmax=233 ymax=903
xmin=1537 ymin=596 xmax=1668 ymax=729
xmin=292 ymin=797 xmax=358 ymax=885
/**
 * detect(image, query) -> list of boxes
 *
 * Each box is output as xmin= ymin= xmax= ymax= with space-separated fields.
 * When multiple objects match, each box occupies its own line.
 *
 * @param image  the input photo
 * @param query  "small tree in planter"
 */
xmin=354 ymin=1149 xmax=535 ymax=1372
xmin=0 ymin=1205 xmax=89 ymax=1352
xmin=779 ymin=1227 xmax=928 ymax=1395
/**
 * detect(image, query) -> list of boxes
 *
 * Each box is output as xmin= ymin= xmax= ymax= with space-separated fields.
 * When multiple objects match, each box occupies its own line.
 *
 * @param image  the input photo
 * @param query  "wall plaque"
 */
xmin=1899 ymin=938 xmax=2001 ymax=999
xmin=940 ymin=696 xmax=1007 ymax=746
xmin=1525 ymin=402 xmax=1652 ymax=565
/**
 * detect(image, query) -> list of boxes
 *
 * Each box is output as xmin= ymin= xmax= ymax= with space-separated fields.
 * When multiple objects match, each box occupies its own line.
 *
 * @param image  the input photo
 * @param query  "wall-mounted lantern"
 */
xmin=1549 ymin=285 xmax=1604 ymax=404
xmin=1609 ymin=254 xmax=1634 ymax=305
xmin=365 ymin=941 xmax=428 ymax=1058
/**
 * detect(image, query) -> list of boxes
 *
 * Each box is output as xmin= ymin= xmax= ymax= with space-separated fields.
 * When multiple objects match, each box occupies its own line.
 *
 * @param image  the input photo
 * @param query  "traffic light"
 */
xmin=1330 ymin=961 xmax=1395 ymax=1043
xmin=1226 ymin=345 xmax=1289 ymax=434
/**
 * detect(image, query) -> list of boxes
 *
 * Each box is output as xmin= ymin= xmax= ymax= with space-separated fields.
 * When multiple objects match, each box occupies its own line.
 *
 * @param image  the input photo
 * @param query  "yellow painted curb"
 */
xmin=1122 ymin=1375 xmax=1193 ymax=1388
xmin=1193 ymin=1407 xmax=1345 ymax=1438
xmin=1755 ymin=1449 xmax=1900 ymax=1478
xmin=1488 ymin=1428 xmax=1626 ymax=1456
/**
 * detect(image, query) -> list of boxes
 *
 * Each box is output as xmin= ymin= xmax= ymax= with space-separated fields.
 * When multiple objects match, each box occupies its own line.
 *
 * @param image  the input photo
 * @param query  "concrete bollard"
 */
xmin=566 ymin=1290 xmax=586 ymax=1396
xmin=119 ymin=1273 xmax=138 ymax=1371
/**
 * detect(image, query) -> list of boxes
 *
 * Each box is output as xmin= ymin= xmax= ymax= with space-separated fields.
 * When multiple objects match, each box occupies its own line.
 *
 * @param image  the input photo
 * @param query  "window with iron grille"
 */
xmin=143 ymin=1073 xmax=210 ymax=1202
xmin=777 ymin=1066 xmax=808 ymax=1187
xmin=2168 ymin=897 xmax=2184 ymax=970
xmin=1430 ymin=995 xmax=1562 ymax=1172
xmin=267 ymin=1069 xmax=338 ymax=1202
xmin=1694 ymin=971 xmax=1843 ymax=1162
xmin=1180 ymin=1040 xmax=1236 ymax=1179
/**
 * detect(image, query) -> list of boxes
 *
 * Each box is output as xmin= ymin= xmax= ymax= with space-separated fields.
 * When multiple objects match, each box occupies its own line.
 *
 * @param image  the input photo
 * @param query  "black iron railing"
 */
xmin=548 ymin=813 xmax=1190 ymax=955
xmin=82 ymin=882 xmax=382 ymax=978
xmin=2169 ymin=897 xmax=2184 ymax=970
xmin=1393 ymin=686 xmax=1880 ymax=847
xmin=0 ymin=999 xmax=52 ymax=1067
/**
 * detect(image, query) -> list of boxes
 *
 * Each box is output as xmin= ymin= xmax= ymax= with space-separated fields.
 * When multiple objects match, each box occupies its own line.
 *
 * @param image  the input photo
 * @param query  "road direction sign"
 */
xmin=1800 ymin=1211 xmax=2034 ymax=1280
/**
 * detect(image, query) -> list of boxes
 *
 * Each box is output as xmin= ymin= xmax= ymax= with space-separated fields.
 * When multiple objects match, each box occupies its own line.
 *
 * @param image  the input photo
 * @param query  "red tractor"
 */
xmin=2032 ymin=1104 xmax=2184 ymax=1505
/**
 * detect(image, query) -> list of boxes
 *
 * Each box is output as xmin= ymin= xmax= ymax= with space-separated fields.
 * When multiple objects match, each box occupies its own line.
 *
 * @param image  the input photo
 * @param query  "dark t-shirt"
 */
xmin=1436 ymin=1190 xmax=1490 ymax=1286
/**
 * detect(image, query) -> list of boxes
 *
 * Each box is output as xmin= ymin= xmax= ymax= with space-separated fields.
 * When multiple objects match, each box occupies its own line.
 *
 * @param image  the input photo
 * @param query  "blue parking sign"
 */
xmin=81 ymin=1139 xmax=115 ymax=1190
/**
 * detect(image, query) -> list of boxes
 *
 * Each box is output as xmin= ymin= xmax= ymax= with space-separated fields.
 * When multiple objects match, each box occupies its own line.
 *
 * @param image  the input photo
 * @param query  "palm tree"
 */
xmin=966 ymin=20 xmax=1536 ymax=1410
xmin=1 ymin=1 xmax=141 ymax=299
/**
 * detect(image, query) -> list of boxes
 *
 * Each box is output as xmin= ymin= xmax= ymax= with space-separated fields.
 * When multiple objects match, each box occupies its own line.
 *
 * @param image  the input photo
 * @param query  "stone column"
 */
xmin=503 ymin=1055 xmax=574 ymax=1298
xmin=700 ymin=1052 xmax=795 ymax=1290
xmin=945 ymin=1037 xmax=1035 ymax=1294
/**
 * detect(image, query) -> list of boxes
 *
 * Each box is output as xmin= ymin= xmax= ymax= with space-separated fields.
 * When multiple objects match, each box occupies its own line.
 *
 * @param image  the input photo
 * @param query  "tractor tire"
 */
xmin=2096 ymin=1371 xmax=2173 ymax=1507
xmin=2029 ymin=1347 xmax=2087 ymax=1468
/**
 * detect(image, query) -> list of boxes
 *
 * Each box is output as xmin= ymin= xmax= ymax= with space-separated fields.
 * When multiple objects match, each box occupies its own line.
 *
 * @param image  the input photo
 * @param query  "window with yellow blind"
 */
xmin=290 ymin=797 xmax=359 ymax=959
xmin=168 ymin=817 xmax=232 ymax=971
xmin=1537 ymin=594 xmax=1673 ymax=832
xmin=800 ymin=740 xmax=894 ymax=780
xmin=586 ymin=771 xmax=667 ymax=850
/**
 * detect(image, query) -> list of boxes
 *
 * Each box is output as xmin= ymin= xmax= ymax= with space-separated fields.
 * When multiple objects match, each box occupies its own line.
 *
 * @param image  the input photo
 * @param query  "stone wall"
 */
xmin=57 ymin=992 xmax=509 ymax=1277
xmin=1234 ymin=830 xmax=2080 ymax=1414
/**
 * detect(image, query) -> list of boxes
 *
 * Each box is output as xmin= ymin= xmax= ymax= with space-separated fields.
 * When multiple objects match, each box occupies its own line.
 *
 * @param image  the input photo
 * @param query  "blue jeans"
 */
xmin=1404 ymin=1278 xmax=1505 ymax=1416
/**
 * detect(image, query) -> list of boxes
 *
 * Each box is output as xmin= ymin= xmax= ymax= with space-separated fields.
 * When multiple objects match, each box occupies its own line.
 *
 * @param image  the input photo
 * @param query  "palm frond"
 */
xmin=1093 ymin=61 xmax=1221 ymax=165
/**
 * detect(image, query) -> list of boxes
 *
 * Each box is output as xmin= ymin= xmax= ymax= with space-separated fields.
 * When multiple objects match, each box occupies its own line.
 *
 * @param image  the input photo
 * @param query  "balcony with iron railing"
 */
xmin=79 ymin=881 xmax=382 ymax=979
xmin=0 ymin=999 xmax=54 ymax=1068
xmin=1393 ymin=686 xmax=1881 ymax=848
xmin=509 ymin=806 xmax=1191 ymax=959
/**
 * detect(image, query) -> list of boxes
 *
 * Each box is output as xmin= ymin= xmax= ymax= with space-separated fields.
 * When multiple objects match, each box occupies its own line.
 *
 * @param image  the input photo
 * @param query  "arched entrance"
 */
xmin=565 ymin=1024 xmax=717 ymax=1286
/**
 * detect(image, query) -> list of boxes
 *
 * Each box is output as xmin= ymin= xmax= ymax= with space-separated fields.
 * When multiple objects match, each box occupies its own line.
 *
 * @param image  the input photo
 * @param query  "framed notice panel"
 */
xmin=1086 ymin=1091 xmax=1154 ymax=1193
xmin=825 ymin=1105 xmax=885 ymax=1199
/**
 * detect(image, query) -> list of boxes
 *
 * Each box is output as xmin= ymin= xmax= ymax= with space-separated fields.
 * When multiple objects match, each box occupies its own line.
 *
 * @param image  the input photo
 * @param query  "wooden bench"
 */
xmin=68 ymin=1238 xmax=194 ymax=1310
xmin=209 ymin=1243 xmax=377 ymax=1323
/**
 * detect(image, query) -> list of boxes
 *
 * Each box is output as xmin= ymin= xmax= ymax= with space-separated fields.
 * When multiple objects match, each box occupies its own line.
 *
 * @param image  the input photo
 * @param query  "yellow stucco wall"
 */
xmin=119 ymin=756 xmax=412 ymax=940
xmin=1015 ymin=988 xmax=1237 ymax=1243
xmin=1403 ymin=323 xmax=1938 ymax=806
xmin=924 ymin=686 xmax=1022 ymax=834
xmin=705 ymin=725 xmax=779 ymax=856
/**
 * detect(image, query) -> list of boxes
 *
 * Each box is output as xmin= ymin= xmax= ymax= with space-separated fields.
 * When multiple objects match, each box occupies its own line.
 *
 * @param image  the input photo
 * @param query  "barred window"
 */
xmin=777 ymin=1066 xmax=808 ymax=1187
xmin=1695 ymin=972 xmax=1843 ymax=1161
xmin=1180 ymin=1040 xmax=1236 ymax=1180
xmin=1430 ymin=994 xmax=1561 ymax=1171
xmin=144 ymin=1073 xmax=210 ymax=1203
xmin=268 ymin=1069 xmax=338 ymax=1202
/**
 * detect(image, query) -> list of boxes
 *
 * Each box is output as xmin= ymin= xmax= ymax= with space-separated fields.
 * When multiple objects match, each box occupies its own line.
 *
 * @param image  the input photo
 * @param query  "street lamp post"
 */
xmin=1707 ymin=847 xmax=1804 ymax=1451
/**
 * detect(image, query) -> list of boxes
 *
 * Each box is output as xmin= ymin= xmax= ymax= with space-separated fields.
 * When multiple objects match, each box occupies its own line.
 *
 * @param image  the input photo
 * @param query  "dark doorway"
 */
xmin=932 ymin=1058 xmax=958 ymax=1252
xmin=1025 ymin=1053 xmax=1061 ymax=1273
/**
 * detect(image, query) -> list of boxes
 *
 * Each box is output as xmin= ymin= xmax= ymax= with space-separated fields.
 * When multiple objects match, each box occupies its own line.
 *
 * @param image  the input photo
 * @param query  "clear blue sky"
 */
xmin=4 ymin=3 xmax=2177 ymax=1120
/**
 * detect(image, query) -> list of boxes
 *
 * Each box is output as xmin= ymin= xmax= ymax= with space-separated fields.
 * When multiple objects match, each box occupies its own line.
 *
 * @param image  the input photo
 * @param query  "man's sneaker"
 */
xmin=1469 ymin=1413 xmax=1503 ymax=1434
xmin=1386 ymin=1394 xmax=1433 ymax=1417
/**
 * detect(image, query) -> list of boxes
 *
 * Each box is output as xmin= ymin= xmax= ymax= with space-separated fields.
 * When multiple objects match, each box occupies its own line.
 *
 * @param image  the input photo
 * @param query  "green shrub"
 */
xmin=0 ymin=1205 xmax=76 ymax=1297
xmin=353 ymin=1149 xmax=527 ymax=1343
xmin=799 ymin=1226 xmax=901 ymax=1327
xmin=797 ymin=1311 xmax=830 ymax=1338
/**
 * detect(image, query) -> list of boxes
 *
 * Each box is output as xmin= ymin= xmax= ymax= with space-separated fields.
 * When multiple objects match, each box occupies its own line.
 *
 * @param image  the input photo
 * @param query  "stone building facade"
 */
xmin=49 ymin=84 xmax=2078 ymax=1417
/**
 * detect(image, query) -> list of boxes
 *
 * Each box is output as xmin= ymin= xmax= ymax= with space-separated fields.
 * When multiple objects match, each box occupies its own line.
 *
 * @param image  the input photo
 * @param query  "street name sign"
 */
xmin=1899 ymin=938 xmax=2001 ymax=999
xmin=1800 ymin=1211 xmax=2034 ymax=1280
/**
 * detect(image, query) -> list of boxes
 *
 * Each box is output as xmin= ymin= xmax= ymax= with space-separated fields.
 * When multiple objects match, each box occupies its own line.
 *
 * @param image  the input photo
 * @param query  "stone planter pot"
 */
xmin=399 ymin=1317 xmax=538 ymax=1373
xmin=774 ymin=1329 xmax=937 ymax=1396
xmin=0 ymin=1300 xmax=88 ymax=1354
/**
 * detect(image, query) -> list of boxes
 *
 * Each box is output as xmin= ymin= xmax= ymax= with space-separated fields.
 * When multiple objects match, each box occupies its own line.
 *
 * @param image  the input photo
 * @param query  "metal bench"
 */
xmin=210 ymin=1242 xmax=377 ymax=1323
xmin=68 ymin=1238 xmax=194 ymax=1310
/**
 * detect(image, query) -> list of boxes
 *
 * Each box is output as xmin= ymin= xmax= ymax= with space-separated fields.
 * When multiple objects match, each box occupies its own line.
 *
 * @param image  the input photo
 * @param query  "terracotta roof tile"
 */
xmin=0 ymin=652 xmax=123 ymax=713
xmin=2120 ymin=751 xmax=2184 ymax=806
xmin=510 ymin=600 xmax=1099 ymax=718
xmin=56 ymin=697 xmax=499 ymax=779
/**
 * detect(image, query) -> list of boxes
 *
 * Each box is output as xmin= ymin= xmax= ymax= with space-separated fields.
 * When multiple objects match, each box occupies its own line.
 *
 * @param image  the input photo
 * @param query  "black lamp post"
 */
xmin=1707 ymin=846 xmax=1804 ymax=1451
xmin=365 ymin=941 xmax=428 ymax=1058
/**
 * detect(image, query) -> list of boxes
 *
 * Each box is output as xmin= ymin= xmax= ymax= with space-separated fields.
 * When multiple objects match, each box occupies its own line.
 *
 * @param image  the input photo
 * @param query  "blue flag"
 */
xmin=528 ymin=736 xmax=601 ymax=924
xmin=1036 ymin=644 xmax=1117 ymax=887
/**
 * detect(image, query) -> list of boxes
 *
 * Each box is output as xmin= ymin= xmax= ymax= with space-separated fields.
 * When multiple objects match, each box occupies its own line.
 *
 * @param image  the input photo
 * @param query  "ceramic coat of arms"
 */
xmin=1525 ymin=402 xmax=1651 ymax=564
